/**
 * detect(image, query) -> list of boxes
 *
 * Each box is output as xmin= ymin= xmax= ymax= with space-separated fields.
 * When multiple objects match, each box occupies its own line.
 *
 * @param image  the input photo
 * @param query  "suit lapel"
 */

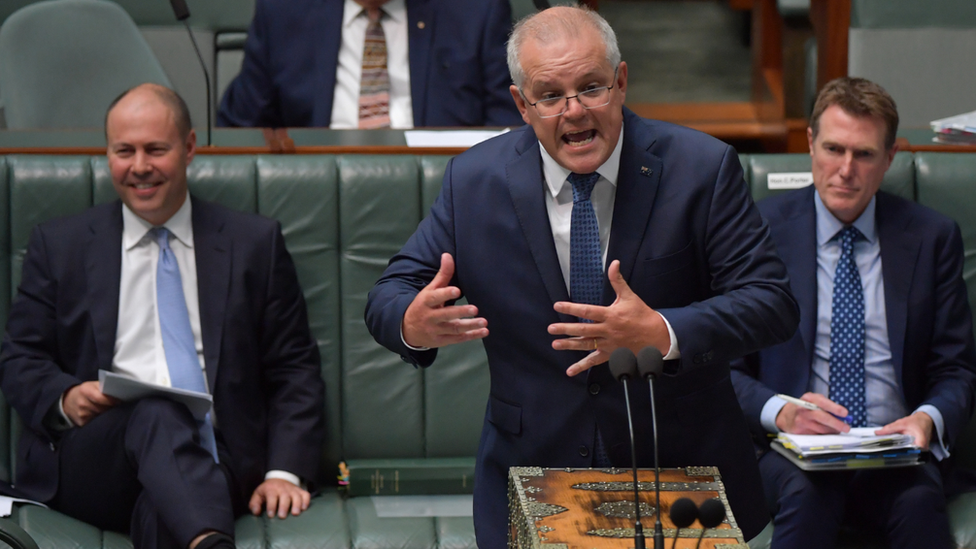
xmin=314 ymin=0 xmax=344 ymax=125
xmin=192 ymin=199 xmax=231 ymax=390
xmin=876 ymin=193 xmax=918 ymax=382
xmin=604 ymin=111 xmax=662 ymax=305
xmin=782 ymin=188 xmax=819 ymax=379
xmin=406 ymin=0 xmax=433 ymax=126
xmin=85 ymin=204 xmax=123 ymax=373
xmin=505 ymin=129 xmax=572 ymax=320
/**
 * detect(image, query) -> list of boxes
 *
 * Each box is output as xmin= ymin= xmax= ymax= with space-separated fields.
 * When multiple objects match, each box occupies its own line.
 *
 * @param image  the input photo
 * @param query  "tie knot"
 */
xmin=151 ymin=227 xmax=172 ymax=251
xmin=836 ymin=226 xmax=862 ymax=251
xmin=366 ymin=7 xmax=383 ymax=23
xmin=568 ymin=172 xmax=600 ymax=204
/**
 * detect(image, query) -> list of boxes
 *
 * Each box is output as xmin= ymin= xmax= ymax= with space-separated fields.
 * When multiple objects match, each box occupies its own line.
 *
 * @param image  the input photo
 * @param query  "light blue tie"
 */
xmin=153 ymin=227 xmax=219 ymax=462
xmin=828 ymin=226 xmax=867 ymax=427
xmin=568 ymin=172 xmax=603 ymax=321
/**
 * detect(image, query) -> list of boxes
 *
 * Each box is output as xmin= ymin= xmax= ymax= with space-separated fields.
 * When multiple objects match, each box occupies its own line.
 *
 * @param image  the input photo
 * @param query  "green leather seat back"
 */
xmin=747 ymin=152 xmax=915 ymax=204
xmin=256 ymin=155 xmax=342 ymax=475
xmin=914 ymin=152 xmax=976 ymax=469
xmin=0 ymin=0 xmax=171 ymax=129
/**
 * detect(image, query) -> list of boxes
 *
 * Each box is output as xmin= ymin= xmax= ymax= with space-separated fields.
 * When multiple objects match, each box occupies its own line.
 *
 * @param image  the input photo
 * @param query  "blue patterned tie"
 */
xmin=828 ymin=226 xmax=867 ymax=427
xmin=567 ymin=173 xmax=612 ymax=466
xmin=153 ymin=228 xmax=219 ymax=462
xmin=569 ymin=172 xmax=603 ymax=321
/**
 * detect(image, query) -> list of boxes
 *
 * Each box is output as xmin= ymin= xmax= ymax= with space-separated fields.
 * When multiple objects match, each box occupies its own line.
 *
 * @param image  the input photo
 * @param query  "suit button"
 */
xmin=588 ymin=383 xmax=600 ymax=395
xmin=579 ymin=445 xmax=589 ymax=457
xmin=49 ymin=443 xmax=55 ymax=451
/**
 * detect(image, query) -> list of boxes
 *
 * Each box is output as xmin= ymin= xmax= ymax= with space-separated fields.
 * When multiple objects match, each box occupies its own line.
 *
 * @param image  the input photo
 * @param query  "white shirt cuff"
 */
xmin=265 ymin=470 xmax=303 ymax=488
xmin=761 ymin=395 xmax=788 ymax=433
xmin=657 ymin=312 xmax=681 ymax=360
xmin=58 ymin=393 xmax=76 ymax=428
xmin=916 ymin=404 xmax=948 ymax=461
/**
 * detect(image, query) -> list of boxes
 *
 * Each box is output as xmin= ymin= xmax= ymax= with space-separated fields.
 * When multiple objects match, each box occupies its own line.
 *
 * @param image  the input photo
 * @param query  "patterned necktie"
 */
xmin=568 ymin=172 xmax=603 ymax=321
xmin=828 ymin=226 xmax=867 ymax=427
xmin=153 ymin=228 xmax=219 ymax=462
xmin=358 ymin=8 xmax=391 ymax=129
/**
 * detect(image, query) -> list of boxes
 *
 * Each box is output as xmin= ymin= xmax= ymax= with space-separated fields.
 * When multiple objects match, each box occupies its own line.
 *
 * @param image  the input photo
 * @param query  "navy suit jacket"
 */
xmin=0 ymin=197 xmax=325 ymax=505
xmin=217 ymin=0 xmax=523 ymax=128
xmin=731 ymin=186 xmax=976 ymax=486
xmin=366 ymin=108 xmax=799 ymax=546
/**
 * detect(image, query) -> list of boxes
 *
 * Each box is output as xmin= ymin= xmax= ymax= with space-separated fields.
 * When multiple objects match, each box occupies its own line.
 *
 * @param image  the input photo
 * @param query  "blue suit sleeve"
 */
xmin=217 ymin=0 xmax=281 ymax=128
xmin=480 ymin=0 xmax=522 ymax=127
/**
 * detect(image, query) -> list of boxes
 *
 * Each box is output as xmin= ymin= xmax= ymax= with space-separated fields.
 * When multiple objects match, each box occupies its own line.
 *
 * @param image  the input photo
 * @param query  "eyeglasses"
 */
xmin=520 ymin=68 xmax=618 ymax=119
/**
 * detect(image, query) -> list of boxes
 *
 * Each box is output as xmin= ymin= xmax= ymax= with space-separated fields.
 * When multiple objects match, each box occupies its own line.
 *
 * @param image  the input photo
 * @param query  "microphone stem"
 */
xmin=182 ymin=20 xmax=213 ymax=147
xmin=649 ymin=377 xmax=664 ymax=549
xmin=623 ymin=378 xmax=645 ymax=549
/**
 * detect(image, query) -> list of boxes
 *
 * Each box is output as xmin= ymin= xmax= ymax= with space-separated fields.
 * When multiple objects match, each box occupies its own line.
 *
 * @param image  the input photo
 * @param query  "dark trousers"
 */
xmin=760 ymin=449 xmax=952 ymax=549
xmin=50 ymin=398 xmax=238 ymax=549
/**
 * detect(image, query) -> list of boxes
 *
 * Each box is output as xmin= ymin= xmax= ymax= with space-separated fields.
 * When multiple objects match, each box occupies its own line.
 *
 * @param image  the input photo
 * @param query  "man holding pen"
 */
xmin=730 ymin=77 xmax=976 ymax=549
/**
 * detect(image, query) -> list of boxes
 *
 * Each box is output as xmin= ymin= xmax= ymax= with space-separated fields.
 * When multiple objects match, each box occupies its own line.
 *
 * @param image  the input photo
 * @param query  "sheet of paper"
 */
xmin=778 ymin=430 xmax=915 ymax=454
xmin=404 ymin=129 xmax=509 ymax=148
xmin=99 ymin=370 xmax=212 ymax=420
xmin=371 ymin=495 xmax=473 ymax=517
xmin=0 ymin=496 xmax=48 ymax=518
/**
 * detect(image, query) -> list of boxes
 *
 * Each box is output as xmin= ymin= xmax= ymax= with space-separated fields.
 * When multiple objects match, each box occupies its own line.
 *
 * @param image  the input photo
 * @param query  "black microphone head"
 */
xmin=636 ymin=346 xmax=664 ymax=379
xmin=669 ymin=498 xmax=698 ymax=529
xmin=698 ymin=498 xmax=726 ymax=529
xmin=169 ymin=0 xmax=191 ymax=20
xmin=608 ymin=347 xmax=638 ymax=381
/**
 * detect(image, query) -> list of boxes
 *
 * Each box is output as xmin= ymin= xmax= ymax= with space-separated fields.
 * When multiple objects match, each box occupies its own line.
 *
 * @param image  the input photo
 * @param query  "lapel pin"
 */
xmin=640 ymin=166 xmax=653 ymax=177
xmin=417 ymin=21 xmax=425 ymax=29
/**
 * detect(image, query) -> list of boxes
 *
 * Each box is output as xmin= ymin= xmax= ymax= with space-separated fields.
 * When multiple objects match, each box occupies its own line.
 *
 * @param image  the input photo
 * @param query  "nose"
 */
xmin=132 ymin=151 xmax=151 ymax=175
xmin=562 ymin=95 xmax=587 ymax=120
xmin=838 ymin=152 xmax=854 ymax=178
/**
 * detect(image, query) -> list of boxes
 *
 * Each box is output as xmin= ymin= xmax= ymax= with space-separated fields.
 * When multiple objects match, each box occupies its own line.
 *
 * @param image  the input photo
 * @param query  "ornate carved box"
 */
xmin=508 ymin=466 xmax=748 ymax=549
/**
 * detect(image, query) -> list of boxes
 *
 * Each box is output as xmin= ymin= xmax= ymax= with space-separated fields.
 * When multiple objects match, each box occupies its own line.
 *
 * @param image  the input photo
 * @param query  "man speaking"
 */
xmin=365 ymin=6 xmax=798 ymax=547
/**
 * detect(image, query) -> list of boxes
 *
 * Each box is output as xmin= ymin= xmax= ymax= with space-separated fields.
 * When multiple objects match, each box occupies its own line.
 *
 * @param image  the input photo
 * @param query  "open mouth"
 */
xmin=563 ymin=130 xmax=596 ymax=147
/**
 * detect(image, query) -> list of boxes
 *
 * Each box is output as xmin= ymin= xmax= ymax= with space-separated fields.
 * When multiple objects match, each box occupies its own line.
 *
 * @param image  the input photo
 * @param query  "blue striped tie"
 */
xmin=153 ymin=227 xmax=219 ymax=462
xmin=828 ymin=226 xmax=867 ymax=427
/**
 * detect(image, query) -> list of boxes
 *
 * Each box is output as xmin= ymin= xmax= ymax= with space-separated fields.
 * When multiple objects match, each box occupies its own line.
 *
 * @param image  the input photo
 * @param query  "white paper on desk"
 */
xmin=931 ymin=109 xmax=976 ymax=133
xmin=0 ymin=496 xmax=48 ymax=518
xmin=371 ymin=495 xmax=473 ymax=517
xmin=404 ymin=129 xmax=509 ymax=148
xmin=98 ymin=370 xmax=212 ymax=420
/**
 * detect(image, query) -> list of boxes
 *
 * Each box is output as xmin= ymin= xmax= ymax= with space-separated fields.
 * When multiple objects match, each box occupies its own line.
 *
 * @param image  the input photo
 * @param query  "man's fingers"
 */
xmin=606 ymin=260 xmax=633 ymax=298
xmin=566 ymin=350 xmax=608 ymax=377
xmin=422 ymin=285 xmax=463 ymax=308
xmin=801 ymin=392 xmax=848 ymax=417
xmin=265 ymin=492 xmax=279 ymax=518
xmin=276 ymin=493 xmax=291 ymax=519
xmin=427 ymin=253 xmax=456 ymax=290
xmin=248 ymin=491 xmax=264 ymax=515
xmin=552 ymin=302 xmax=607 ymax=323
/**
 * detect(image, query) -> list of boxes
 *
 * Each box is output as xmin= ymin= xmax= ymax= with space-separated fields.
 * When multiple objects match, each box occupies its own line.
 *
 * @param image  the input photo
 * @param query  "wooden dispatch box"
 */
xmin=509 ymin=466 xmax=748 ymax=549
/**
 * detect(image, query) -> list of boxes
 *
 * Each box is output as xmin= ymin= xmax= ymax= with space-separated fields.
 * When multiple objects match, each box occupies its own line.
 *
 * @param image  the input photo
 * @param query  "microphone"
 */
xmin=669 ymin=498 xmax=698 ymax=549
xmin=167 ymin=0 xmax=213 ymax=147
xmin=637 ymin=346 xmax=665 ymax=549
xmin=608 ymin=348 xmax=645 ymax=549
xmin=694 ymin=498 xmax=726 ymax=549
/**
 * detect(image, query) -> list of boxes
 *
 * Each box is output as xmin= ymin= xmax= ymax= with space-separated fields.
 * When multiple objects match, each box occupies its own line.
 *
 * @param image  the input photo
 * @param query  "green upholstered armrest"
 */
xmin=0 ymin=517 xmax=39 ymax=549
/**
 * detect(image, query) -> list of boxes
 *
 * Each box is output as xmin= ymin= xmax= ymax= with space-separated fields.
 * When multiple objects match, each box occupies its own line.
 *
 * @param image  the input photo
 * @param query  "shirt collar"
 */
xmin=814 ymin=190 xmax=877 ymax=246
xmin=122 ymin=193 xmax=194 ymax=251
xmin=541 ymin=122 xmax=624 ymax=199
xmin=343 ymin=0 xmax=405 ymax=26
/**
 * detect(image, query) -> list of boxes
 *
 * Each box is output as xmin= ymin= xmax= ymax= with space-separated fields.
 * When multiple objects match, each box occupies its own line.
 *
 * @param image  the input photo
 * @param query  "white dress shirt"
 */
xmin=331 ymin=0 xmax=413 ymax=129
xmin=539 ymin=124 xmax=680 ymax=359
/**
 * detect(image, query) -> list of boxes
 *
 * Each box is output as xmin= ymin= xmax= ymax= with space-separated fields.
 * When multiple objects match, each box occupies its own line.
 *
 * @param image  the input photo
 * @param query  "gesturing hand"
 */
xmin=62 ymin=381 xmax=119 ymax=427
xmin=401 ymin=253 xmax=488 ymax=349
xmin=548 ymin=260 xmax=670 ymax=376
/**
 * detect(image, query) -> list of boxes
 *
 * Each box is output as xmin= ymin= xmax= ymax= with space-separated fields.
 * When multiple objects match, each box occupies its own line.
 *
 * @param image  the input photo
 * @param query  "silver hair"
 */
xmin=506 ymin=5 xmax=621 ymax=89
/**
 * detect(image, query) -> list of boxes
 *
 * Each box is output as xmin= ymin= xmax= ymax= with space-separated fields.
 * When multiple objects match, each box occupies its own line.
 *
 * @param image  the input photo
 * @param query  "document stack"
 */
xmin=771 ymin=427 xmax=922 ymax=471
xmin=930 ymin=110 xmax=976 ymax=145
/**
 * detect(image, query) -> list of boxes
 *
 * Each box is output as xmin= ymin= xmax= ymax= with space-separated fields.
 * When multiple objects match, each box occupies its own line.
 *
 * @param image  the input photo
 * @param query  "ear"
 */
xmin=807 ymin=126 xmax=814 ymax=156
xmin=616 ymin=61 xmax=628 ymax=98
xmin=884 ymin=141 xmax=898 ymax=170
xmin=185 ymin=129 xmax=197 ymax=163
xmin=510 ymin=84 xmax=532 ymax=125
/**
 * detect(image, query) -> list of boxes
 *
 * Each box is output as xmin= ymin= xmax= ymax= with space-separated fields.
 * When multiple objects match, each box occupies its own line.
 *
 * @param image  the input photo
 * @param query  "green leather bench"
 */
xmin=0 ymin=151 xmax=973 ymax=548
